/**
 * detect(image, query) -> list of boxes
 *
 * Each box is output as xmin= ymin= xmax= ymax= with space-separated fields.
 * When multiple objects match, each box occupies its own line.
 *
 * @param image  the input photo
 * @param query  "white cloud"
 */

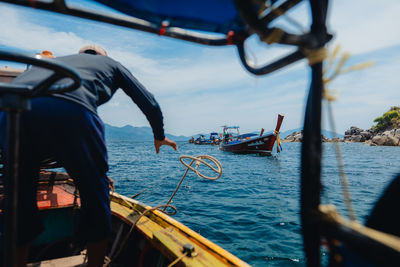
xmin=1 ymin=2 xmax=399 ymax=136
xmin=0 ymin=5 xmax=86 ymax=55
xmin=329 ymin=0 xmax=400 ymax=54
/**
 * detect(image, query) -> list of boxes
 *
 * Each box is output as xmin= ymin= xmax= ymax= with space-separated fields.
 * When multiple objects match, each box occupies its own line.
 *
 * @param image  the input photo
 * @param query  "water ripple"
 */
xmin=107 ymin=141 xmax=400 ymax=267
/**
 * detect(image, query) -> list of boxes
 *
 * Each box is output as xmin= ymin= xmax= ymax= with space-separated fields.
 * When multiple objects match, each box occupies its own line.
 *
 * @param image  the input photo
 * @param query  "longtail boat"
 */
xmin=1 ymin=1 xmax=399 ymax=267
xmin=194 ymin=133 xmax=221 ymax=145
xmin=219 ymin=114 xmax=284 ymax=155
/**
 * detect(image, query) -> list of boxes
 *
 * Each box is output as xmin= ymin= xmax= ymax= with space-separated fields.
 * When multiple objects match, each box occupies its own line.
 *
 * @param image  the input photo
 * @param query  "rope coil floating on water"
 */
xmin=179 ymin=155 xmax=222 ymax=180
xmin=164 ymin=155 xmax=222 ymax=209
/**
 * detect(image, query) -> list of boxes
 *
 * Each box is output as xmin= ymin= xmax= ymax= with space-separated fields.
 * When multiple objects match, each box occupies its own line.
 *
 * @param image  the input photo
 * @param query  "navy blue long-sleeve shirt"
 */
xmin=11 ymin=54 xmax=165 ymax=140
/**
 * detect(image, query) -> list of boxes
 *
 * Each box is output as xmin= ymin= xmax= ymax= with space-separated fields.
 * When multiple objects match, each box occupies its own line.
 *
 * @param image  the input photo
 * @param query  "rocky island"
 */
xmin=344 ymin=107 xmax=400 ymax=146
xmin=282 ymin=106 xmax=400 ymax=146
xmin=281 ymin=131 xmax=337 ymax=143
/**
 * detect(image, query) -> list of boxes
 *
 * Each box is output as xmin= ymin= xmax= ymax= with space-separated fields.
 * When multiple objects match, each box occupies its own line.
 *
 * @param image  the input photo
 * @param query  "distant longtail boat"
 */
xmin=219 ymin=114 xmax=284 ymax=155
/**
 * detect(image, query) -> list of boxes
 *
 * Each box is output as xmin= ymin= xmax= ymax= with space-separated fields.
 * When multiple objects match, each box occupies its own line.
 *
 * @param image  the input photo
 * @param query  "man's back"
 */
xmin=11 ymin=53 xmax=164 ymax=139
xmin=12 ymin=54 xmax=122 ymax=114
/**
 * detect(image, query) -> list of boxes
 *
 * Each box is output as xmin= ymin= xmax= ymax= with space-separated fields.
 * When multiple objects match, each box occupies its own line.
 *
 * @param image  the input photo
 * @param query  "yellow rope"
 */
xmin=322 ymin=45 xmax=374 ymax=101
xmin=302 ymin=45 xmax=374 ymax=101
xmin=262 ymin=27 xmax=285 ymax=44
xmin=302 ymin=47 xmax=328 ymax=66
xmin=302 ymin=45 xmax=375 ymax=221
xmin=256 ymin=0 xmax=307 ymax=45
xmin=105 ymin=204 xmax=177 ymax=266
xmin=326 ymin=102 xmax=356 ymax=221
xmin=274 ymin=130 xmax=281 ymax=153
xmin=167 ymin=251 xmax=188 ymax=267
xmin=320 ymin=45 xmax=373 ymax=221
xmin=260 ymin=0 xmax=305 ymax=36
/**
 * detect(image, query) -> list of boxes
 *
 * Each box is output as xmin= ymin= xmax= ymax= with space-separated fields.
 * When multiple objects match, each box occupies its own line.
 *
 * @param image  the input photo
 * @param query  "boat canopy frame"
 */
xmin=0 ymin=0 xmax=329 ymax=76
xmin=1 ymin=0 xmax=399 ymax=266
xmin=222 ymin=126 xmax=240 ymax=137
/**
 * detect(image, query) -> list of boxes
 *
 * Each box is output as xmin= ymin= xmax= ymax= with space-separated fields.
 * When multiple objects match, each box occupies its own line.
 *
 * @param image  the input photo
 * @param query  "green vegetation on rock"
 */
xmin=372 ymin=106 xmax=400 ymax=132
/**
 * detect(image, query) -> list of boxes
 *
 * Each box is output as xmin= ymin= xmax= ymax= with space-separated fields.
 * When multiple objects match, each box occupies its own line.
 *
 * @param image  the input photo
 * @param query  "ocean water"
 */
xmin=107 ymin=141 xmax=400 ymax=267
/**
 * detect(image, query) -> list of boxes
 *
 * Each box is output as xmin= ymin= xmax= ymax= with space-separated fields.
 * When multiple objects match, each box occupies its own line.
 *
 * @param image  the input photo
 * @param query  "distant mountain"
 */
xmin=321 ymin=130 xmax=344 ymax=139
xmin=280 ymin=128 xmax=344 ymax=139
xmin=104 ymin=124 xmax=343 ymax=141
xmin=104 ymin=124 xmax=188 ymax=141
xmin=279 ymin=128 xmax=302 ymax=138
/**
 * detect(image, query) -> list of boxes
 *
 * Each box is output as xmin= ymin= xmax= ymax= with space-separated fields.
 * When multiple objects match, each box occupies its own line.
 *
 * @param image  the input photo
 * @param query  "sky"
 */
xmin=0 ymin=0 xmax=399 ymax=137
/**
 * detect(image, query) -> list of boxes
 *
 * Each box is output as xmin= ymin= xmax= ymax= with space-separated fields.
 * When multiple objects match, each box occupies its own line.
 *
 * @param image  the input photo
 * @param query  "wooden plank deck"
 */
xmin=27 ymin=254 xmax=86 ymax=267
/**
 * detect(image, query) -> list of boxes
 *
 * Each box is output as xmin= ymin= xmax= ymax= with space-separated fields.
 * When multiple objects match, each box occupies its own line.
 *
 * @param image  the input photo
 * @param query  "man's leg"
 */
xmin=46 ymin=99 xmax=111 ymax=265
xmin=59 ymin=136 xmax=110 ymax=266
xmin=87 ymin=239 xmax=108 ymax=267
xmin=16 ymin=243 xmax=30 ymax=267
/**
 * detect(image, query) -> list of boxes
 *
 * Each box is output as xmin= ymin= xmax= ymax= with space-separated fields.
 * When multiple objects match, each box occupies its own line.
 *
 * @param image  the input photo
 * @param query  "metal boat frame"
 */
xmin=0 ymin=0 xmax=399 ymax=266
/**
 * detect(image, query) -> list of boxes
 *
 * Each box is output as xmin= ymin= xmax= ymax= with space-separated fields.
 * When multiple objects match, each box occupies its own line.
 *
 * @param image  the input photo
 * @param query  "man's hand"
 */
xmin=154 ymin=137 xmax=178 ymax=154
xmin=107 ymin=176 xmax=115 ymax=192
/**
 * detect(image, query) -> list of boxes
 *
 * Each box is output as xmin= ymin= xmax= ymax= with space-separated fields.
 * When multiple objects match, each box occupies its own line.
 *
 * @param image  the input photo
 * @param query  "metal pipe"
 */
xmin=0 ymin=0 xmax=230 ymax=46
xmin=236 ymin=43 xmax=305 ymax=75
xmin=3 ymin=110 xmax=21 ymax=267
xmin=300 ymin=1 xmax=330 ymax=266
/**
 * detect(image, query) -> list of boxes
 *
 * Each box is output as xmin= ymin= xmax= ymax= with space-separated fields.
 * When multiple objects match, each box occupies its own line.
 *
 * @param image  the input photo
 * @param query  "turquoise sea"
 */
xmin=107 ymin=141 xmax=400 ymax=267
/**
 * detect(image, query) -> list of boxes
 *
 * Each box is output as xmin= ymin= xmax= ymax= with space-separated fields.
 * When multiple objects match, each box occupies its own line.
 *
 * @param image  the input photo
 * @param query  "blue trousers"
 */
xmin=0 ymin=96 xmax=111 ymax=245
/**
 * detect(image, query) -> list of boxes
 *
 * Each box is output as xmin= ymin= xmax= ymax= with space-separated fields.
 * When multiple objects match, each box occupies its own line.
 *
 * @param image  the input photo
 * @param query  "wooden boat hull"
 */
xmin=13 ymin=171 xmax=250 ymax=267
xmin=219 ymin=134 xmax=277 ymax=155
xmin=194 ymin=140 xmax=220 ymax=145
xmin=219 ymin=114 xmax=284 ymax=155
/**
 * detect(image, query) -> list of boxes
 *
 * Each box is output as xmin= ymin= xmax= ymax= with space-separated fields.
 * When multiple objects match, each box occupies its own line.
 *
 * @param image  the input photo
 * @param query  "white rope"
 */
xmin=179 ymin=155 xmax=223 ymax=180
xmin=164 ymin=155 xmax=223 ymax=209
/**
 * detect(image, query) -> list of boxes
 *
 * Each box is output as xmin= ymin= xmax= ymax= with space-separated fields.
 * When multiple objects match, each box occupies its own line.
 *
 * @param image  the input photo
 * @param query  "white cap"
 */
xmin=78 ymin=44 xmax=107 ymax=56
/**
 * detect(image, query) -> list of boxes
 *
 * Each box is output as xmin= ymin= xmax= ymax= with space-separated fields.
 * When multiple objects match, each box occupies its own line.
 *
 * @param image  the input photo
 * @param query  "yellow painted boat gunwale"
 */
xmin=110 ymin=192 xmax=251 ymax=267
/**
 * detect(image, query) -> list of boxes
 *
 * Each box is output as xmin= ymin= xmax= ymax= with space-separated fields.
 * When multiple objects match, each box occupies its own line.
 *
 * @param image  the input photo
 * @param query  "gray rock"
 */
xmin=365 ymin=140 xmax=377 ymax=146
xmin=350 ymin=135 xmax=363 ymax=142
xmin=386 ymin=136 xmax=399 ymax=146
xmin=371 ymin=135 xmax=386 ymax=146
xmin=344 ymin=125 xmax=400 ymax=146
xmin=285 ymin=136 xmax=295 ymax=141
xmin=360 ymin=131 xmax=372 ymax=140
xmin=395 ymin=129 xmax=400 ymax=138
xmin=294 ymin=133 xmax=302 ymax=140
xmin=344 ymin=134 xmax=352 ymax=140
xmin=348 ymin=126 xmax=362 ymax=135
